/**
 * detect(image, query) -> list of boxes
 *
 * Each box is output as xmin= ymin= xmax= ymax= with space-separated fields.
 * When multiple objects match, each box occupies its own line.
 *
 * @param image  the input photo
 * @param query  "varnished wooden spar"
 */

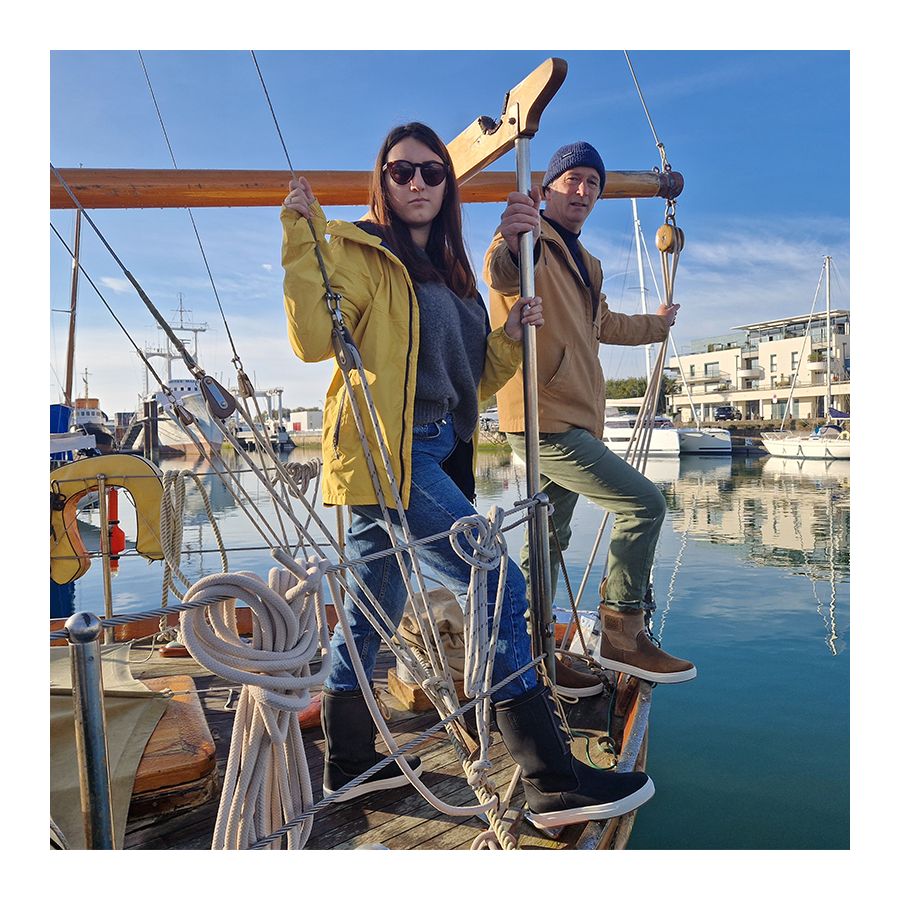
xmin=49 ymin=167 xmax=683 ymax=209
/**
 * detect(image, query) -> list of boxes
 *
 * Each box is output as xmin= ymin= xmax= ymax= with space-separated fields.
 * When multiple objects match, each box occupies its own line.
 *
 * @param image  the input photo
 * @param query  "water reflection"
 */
xmin=665 ymin=455 xmax=848 ymax=655
xmin=67 ymin=445 xmax=849 ymax=658
xmin=664 ymin=456 xmax=849 ymax=575
xmin=475 ymin=450 xmax=849 ymax=657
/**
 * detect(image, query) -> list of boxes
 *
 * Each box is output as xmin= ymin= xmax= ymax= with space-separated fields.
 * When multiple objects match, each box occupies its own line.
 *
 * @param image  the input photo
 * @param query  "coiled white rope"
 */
xmin=178 ymin=562 xmax=331 ymax=850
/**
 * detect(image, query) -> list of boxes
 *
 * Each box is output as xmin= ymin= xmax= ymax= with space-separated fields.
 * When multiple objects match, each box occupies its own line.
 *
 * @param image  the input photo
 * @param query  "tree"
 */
xmin=606 ymin=376 xmax=677 ymax=414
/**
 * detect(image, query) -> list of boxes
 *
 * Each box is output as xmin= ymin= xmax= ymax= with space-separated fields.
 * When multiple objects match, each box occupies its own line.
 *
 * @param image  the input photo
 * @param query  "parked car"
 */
xmin=714 ymin=405 xmax=742 ymax=421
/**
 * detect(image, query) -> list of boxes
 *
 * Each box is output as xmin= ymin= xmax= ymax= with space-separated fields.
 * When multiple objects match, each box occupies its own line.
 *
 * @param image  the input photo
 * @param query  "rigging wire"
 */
xmin=137 ymin=51 xmax=244 ymax=373
xmin=50 ymin=165 xmax=205 ymax=381
xmin=137 ymin=50 xmax=295 ymax=543
xmin=50 ymin=221 xmax=172 ymax=392
xmin=623 ymin=50 xmax=670 ymax=172
xmin=250 ymin=51 xmax=297 ymax=179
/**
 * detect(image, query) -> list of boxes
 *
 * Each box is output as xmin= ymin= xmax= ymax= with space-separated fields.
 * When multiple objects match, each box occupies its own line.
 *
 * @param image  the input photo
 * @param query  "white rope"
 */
xmin=449 ymin=506 xmax=508 ymax=772
xmin=178 ymin=563 xmax=331 ymax=850
xmin=275 ymin=556 xmax=512 ymax=825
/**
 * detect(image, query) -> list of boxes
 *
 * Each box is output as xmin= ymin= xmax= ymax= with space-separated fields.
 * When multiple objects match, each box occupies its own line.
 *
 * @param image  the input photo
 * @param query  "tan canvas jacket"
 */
xmin=483 ymin=216 xmax=670 ymax=438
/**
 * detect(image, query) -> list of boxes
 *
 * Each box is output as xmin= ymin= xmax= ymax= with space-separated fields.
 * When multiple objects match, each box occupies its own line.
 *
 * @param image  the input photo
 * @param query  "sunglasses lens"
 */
xmin=387 ymin=161 xmax=415 ymax=185
xmin=421 ymin=163 xmax=448 ymax=186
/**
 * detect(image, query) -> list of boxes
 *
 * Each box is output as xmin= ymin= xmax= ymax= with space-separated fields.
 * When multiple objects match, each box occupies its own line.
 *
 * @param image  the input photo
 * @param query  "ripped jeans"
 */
xmin=325 ymin=413 xmax=538 ymax=703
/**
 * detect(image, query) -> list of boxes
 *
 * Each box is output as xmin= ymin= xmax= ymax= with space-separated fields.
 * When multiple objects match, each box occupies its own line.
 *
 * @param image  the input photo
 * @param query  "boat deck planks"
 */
xmin=123 ymin=647 xmax=570 ymax=850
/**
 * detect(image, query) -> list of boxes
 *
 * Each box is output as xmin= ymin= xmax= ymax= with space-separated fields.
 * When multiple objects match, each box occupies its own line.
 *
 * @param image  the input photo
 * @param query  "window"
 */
xmin=770 ymin=354 xmax=777 ymax=373
xmin=689 ymin=365 xmax=695 ymax=377
xmin=791 ymin=352 xmax=799 ymax=371
xmin=704 ymin=362 xmax=720 ymax=376
xmin=771 ymin=376 xmax=777 ymax=389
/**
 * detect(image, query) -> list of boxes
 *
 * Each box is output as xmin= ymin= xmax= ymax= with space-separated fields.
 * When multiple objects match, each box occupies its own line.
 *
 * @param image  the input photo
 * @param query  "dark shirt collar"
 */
xmin=541 ymin=211 xmax=581 ymax=242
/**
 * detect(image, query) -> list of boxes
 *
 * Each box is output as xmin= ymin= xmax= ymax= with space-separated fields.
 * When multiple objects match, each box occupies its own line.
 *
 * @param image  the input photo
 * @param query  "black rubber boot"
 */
xmin=493 ymin=685 xmax=654 ymax=829
xmin=321 ymin=688 xmax=423 ymax=802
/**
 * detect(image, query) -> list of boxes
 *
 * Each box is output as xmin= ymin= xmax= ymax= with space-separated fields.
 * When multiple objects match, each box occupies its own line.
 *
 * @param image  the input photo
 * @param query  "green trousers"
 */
xmin=506 ymin=428 xmax=667 ymax=611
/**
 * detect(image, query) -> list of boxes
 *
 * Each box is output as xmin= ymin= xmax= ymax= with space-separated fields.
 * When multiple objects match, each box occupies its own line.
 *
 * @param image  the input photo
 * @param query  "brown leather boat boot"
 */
xmin=597 ymin=605 xmax=697 ymax=684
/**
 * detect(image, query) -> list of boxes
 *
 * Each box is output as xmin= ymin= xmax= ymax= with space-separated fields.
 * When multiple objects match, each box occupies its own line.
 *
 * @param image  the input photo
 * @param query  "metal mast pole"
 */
xmin=514 ymin=137 xmax=555 ymax=681
xmin=825 ymin=255 xmax=832 ymax=415
xmin=63 ymin=209 xmax=82 ymax=408
xmin=632 ymin=199 xmax=652 ymax=385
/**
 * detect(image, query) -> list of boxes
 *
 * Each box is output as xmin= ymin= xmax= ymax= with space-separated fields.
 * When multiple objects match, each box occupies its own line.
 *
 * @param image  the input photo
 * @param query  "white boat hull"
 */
xmin=602 ymin=427 xmax=681 ymax=457
xmin=676 ymin=427 xmax=732 ymax=455
xmin=760 ymin=433 xmax=850 ymax=460
xmin=128 ymin=391 xmax=224 ymax=455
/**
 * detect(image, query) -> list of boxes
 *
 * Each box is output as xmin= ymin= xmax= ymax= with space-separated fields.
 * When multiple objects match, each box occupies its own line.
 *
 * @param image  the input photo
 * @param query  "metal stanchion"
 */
xmin=515 ymin=137 xmax=555 ymax=681
xmin=65 ymin=611 xmax=116 ymax=849
xmin=96 ymin=475 xmax=115 ymax=644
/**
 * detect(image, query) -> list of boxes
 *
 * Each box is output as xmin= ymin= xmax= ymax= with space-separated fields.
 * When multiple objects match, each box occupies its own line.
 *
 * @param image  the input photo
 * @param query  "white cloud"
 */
xmin=98 ymin=276 xmax=134 ymax=294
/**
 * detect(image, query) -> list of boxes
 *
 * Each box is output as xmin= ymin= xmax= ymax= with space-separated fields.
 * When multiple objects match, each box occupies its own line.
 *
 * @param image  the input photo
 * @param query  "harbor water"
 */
xmin=59 ymin=446 xmax=850 ymax=850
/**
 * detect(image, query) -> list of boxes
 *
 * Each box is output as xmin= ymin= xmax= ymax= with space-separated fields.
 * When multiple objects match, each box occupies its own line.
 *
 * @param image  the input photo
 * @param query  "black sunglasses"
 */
xmin=383 ymin=160 xmax=449 ymax=187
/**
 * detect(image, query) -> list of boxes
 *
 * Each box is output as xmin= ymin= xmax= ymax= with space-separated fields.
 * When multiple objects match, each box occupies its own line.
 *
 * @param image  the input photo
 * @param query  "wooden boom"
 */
xmin=50 ymin=57 xmax=683 ymax=210
xmin=50 ymin=167 xmax=683 ymax=209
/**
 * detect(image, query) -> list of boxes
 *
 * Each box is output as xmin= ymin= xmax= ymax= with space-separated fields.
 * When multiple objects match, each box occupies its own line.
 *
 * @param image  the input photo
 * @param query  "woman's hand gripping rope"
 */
xmin=283 ymin=177 xmax=317 ymax=219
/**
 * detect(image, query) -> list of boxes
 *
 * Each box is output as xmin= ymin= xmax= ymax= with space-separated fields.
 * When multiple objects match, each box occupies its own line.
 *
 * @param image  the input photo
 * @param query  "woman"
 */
xmin=281 ymin=122 xmax=653 ymax=828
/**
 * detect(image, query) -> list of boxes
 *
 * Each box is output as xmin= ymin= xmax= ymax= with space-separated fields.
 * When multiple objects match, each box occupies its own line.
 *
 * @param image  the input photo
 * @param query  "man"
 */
xmin=483 ymin=141 xmax=695 ymax=684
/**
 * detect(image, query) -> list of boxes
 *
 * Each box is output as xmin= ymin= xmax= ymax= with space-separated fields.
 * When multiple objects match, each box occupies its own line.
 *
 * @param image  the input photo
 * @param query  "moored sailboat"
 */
xmin=761 ymin=256 xmax=850 ymax=460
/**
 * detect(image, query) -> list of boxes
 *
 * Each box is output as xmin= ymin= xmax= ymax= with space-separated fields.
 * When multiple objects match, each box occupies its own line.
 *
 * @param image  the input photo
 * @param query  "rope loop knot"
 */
xmin=449 ymin=506 xmax=507 ymax=571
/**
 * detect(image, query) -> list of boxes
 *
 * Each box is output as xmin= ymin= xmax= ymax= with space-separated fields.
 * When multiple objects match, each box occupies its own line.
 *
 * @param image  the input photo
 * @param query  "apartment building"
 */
xmin=666 ymin=310 xmax=850 ymax=421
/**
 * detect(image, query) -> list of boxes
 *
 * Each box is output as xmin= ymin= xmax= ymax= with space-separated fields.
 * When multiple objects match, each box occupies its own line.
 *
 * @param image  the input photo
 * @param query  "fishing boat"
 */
xmin=49 ymin=54 xmax=688 ymax=851
xmin=73 ymin=394 xmax=117 ymax=452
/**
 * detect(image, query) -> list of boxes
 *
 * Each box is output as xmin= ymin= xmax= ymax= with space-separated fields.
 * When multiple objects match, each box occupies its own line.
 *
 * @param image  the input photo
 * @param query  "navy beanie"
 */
xmin=541 ymin=141 xmax=606 ymax=192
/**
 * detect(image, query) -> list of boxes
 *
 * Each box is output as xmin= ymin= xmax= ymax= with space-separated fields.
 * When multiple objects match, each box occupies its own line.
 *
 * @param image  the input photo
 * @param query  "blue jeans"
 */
xmin=325 ymin=414 xmax=538 ymax=703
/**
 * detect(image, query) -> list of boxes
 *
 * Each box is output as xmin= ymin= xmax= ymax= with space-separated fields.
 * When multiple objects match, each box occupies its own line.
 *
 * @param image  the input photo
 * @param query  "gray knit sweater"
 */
xmin=412 ymin=277 xmax=489 ymax=441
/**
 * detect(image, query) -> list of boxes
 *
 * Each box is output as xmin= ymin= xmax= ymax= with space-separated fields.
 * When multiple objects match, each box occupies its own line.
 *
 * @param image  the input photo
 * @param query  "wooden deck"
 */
xmin=122 ymin=647 xmax=619 ymax=850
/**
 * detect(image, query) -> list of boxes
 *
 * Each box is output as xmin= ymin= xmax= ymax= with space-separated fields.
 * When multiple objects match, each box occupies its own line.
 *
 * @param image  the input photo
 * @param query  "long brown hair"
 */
xmin=369 ymin=122 xmax=477 ymax=299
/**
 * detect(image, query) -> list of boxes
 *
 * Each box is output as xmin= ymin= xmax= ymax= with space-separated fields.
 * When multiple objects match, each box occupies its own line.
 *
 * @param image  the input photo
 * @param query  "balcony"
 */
xmin=682 ymin=372 xmax=723 ymax=384
xmin=737 ymin=366 xmax=764 ymax=379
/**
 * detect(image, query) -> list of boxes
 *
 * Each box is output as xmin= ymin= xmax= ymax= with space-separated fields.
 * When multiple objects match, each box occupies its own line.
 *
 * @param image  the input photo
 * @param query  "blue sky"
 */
xmin=49 ymin=49 xmax=850 ymax=414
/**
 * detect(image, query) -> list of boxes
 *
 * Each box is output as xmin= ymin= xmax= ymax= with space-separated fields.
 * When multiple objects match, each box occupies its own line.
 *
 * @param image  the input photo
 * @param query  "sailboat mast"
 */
xmin=63 ymin=209 xmax=82 ymax=407
xmin=632 ymin=199 xmax=652 ymax=385
xmin=825 ymin=255 xmax=832 ymax=415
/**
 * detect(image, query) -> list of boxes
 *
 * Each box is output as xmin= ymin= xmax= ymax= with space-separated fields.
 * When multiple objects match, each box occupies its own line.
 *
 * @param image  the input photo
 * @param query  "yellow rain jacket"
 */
xmin=282 ymin=203 xmax=523 ymax=509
